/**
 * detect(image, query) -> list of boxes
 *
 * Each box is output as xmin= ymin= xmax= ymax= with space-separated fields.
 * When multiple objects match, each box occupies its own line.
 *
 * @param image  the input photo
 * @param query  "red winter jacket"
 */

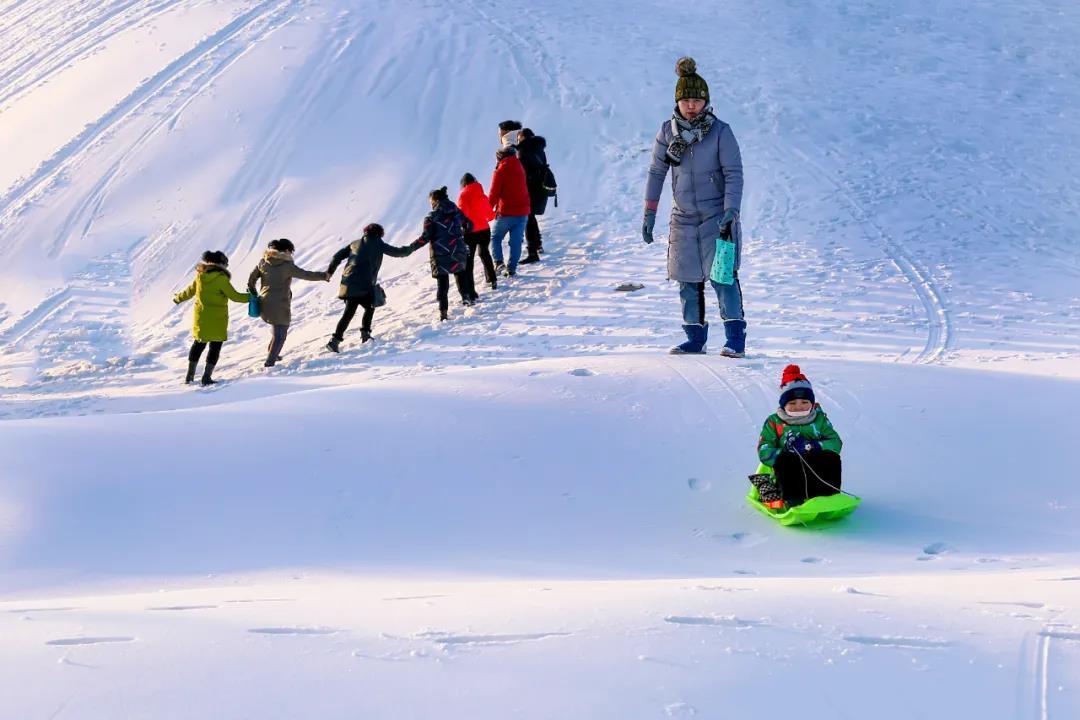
xmin=488 ymin=151 xmax=531 ymax=217
xmin=457 ymin=181 xmax=495 ymax=232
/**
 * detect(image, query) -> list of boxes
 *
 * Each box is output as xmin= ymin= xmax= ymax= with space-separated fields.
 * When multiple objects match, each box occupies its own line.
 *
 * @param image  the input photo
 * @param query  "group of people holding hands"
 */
xmin=173 ymin=120 xmax=555 ymax=385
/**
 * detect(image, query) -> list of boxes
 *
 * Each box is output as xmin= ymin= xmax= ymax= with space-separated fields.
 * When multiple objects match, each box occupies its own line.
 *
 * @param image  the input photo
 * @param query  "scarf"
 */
xmin=776 ymin=405 xmax=819 ymax=426
xmin=665 ymin=108 xmax=715 ymax=166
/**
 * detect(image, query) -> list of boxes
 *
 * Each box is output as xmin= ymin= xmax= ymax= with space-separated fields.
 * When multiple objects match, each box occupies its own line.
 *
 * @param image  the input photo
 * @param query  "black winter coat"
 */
xmin=327 ymin=233 xmax=413 ymax=299
xmin=411 ymin=200 xmax=472 ymax=278
xmin=517 ymin=135 xmax=550 ymax=216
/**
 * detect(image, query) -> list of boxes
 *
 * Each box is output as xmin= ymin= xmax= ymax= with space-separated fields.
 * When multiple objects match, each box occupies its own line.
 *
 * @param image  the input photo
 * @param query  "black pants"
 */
xmin=774 ymin=450 xmax=842 ymax=505
xmin=526 ymin=214 xmax=542 ymax=254
xmin=466 ymin=229 xmax=496 ymax=290
xmin=266 ymin=325 xmax=288 ymax=365
xmin=189 ymin=340 xmax=222 ymax=365
xmin=436 ymin=272 xmax=469 ymax=314
xmin=334 ymin=296 xmax=374 ymax=340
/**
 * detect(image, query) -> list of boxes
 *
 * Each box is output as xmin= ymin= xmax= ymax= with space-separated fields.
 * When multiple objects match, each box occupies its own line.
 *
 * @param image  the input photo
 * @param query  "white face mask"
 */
xmin=785 ymin=407 xmax=813 ymax=418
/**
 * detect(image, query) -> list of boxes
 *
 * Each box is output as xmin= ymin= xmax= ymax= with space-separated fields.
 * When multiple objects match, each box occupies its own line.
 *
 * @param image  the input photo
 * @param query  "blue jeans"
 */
xmin=490 ymin=215 xmax=527 ymax=271
xmin=679 ymin=277 xmax=744 ymax=325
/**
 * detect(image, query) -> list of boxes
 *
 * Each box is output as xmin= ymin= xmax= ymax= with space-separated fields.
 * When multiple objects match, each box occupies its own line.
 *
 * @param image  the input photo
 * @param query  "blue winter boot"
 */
xmin=671 ymin=323 xmax=708 ymax=354
xmin=720 ymin=319 xmax=747 ymax=358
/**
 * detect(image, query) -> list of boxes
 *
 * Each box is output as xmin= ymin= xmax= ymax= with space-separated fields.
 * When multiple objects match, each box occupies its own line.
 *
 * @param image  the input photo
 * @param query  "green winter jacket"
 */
xmin=756 ymin=406 xmax=842 ymax=470
xmin=173 ymin=263 xmax=250 ymax=342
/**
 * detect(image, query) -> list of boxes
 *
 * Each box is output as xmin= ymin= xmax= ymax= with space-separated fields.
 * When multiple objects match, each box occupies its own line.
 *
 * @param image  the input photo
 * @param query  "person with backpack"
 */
xmin=516 ymin=127 xmax=555 ymax=264
xmin=247 ymin=238 xmax=329 ymax=367
xmin=324 ymin=223 xmax=416 ymax=353
xmin=409 ymin=187 xmax=473 ymax=320
xmin=172 ymin=250 xmax=251 ymax=386
xmin=642 ymin=57 xmax=747 ymax=357
xmin=457 ymin=172 xmax=497 ymax=296
xmin=489 ymin=121 xmax=531 ymax=277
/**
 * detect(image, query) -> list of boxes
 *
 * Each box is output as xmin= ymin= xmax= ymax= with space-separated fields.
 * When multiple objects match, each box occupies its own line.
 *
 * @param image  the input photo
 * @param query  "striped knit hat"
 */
xmin=779 ymin=364 xmax=815 ymax=407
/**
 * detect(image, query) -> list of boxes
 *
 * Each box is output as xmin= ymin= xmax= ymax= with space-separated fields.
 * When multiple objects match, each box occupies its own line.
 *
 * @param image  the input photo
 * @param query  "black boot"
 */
xmin=326 ymin=337 xmax=341 ymax=353
xmin=361 ymin=329 xmax=372 ymax=343
xmin=185 ymin=361 xmax=197 ymax=384
xmin=200 ymin=362 xmax=217 ymax=386
xmin=520 ymin=253 xmax=541 ymax=265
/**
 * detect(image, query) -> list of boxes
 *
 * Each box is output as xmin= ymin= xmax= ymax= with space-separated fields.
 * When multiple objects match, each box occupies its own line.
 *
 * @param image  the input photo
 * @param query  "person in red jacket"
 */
xmin=488 ymin=121 xmax=532 ymax=277
xmin=457 ymin=173 xmax=497 ymax=298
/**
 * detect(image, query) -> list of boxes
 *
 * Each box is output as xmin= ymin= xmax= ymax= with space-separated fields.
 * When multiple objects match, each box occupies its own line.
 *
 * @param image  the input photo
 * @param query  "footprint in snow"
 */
xmin=147 ymin=605 xmax=218 ymax=611
xmin=248 ymin=627 xmax=337 ymax=636
xmin=922 ymin=542 xmax=949 ymax=557
xmin=801 ymin=556 xmax=825 ymax=564
xmin=664 ymin=615 xmax=765 ymax=628
xmin=417 ymin=631 xmax=570 ymax=646
xmin=665 ymin=702 xmax=698 ymax=717
xmin=46 ymin=636 xmax=135 ymax=646
xmin=687 ymin=477 xmax=711 ymax=491
xmin=8 ymin=607 xmax=80 ymax=614
xmin=977 ymin=601 xmax=1045 ymax=609
xmin=568 ymin=368 xmax=595 ymax=377
xmin=843 ymin=635 xmax=952 ymax=649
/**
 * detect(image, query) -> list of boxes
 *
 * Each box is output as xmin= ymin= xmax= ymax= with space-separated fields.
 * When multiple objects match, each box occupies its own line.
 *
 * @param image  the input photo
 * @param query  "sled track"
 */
xmin=0 ymin=0 xmax=302 ymax=241
xmin=0 ymin=0 xmax=177 ymax=109
xmin=788 ymin=146 xmax=954 ymax=365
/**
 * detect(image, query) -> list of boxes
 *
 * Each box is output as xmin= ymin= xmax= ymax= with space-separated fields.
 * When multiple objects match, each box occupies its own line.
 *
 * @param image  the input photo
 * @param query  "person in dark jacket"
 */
xmin=247 ymin=238 xmax=329 ymax=367
xmin=324 ymin=223 xmax=415 ymax=353
xmin=516 ymin=128 xmax=551 ymax=263
xmin=410 ymin=187 xmax=473 ymax=320
xmin=457 ymin=172 xmax=497 ymax=296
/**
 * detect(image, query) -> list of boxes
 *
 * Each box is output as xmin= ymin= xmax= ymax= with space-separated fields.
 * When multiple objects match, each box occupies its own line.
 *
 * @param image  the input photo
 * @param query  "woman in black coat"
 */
xmin=324 ymin=223 xmax=415 ymax=352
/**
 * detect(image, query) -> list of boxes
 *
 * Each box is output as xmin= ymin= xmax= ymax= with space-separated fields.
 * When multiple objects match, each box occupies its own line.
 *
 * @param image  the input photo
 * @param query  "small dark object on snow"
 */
xmin=615 ymin=282 xmax=645 ymax=292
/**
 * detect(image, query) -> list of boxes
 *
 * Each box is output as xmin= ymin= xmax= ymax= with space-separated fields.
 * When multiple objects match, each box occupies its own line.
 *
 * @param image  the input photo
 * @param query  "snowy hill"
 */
xmin=1 ymin=1 xmax=1079 ymax=718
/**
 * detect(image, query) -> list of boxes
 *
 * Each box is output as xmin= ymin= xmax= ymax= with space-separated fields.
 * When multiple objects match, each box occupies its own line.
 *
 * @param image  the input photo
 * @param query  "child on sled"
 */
xmin=749 ymin=364 xmax=843 ymax=509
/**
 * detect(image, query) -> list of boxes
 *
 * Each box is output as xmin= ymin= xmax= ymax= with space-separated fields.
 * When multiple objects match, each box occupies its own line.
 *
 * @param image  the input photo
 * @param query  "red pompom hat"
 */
xmin=779 ymin=364 xmax=815 ymax=407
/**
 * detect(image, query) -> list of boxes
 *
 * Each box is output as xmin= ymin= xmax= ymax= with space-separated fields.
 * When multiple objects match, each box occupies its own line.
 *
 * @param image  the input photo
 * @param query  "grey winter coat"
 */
xmin=247 ymin=250 xmax=327 ymax=326
xmin=644 ymin=114 xmax=743 ymax=282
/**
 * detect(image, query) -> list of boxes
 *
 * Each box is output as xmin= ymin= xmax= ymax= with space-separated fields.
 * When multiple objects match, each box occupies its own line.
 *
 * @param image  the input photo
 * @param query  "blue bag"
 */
xmin=248 ymin=294 xmax=261 ymax=318
xmin=710 ymin=237 xmax=737 ymax=285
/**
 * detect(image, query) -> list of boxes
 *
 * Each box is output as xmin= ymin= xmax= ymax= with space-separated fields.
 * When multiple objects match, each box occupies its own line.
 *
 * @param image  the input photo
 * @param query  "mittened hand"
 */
xmin=642 ymin=209 xmax=656 ymax=244
xmin=719 ymin=208 xmax=739 ymax=240
xmin=785 ymin=434 xmax=821 ymax=456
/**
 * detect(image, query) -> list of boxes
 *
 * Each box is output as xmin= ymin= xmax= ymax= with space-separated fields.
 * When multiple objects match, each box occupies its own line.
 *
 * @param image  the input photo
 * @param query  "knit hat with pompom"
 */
xmin=675 ymin=57 xmax=709 ymax=103
xmin=779 ymin=364 xmax=815 ymax=408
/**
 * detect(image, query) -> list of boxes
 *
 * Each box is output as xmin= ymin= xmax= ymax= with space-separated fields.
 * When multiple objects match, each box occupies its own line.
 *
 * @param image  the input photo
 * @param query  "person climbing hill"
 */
xmin=172 ymin=250 xmax=250 ymax=386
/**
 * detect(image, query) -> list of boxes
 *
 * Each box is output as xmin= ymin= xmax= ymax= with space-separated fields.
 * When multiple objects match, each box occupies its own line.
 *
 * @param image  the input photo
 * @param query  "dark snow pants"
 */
xmin=526 ymin=214 xmax=542 ymax=255
xmin=334 ymin=296 xmax=374 ymax=341
xmin=436 ymin=272 xmax=470 ymax=315
xmin=774 ymin=450 xmax=842 ymax=506
xmin=465 ymin=229 xmax=496 ymax=293
xmin=189 ymin=340 xmax=222 ymax=366
xmin=266 ymin=325 xmax=288 ymax=366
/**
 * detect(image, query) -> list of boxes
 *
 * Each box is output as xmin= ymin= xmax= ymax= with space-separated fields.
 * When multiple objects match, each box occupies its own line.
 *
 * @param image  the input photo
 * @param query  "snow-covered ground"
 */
xmin=1 ymin=0 xmax=1078 ymax=717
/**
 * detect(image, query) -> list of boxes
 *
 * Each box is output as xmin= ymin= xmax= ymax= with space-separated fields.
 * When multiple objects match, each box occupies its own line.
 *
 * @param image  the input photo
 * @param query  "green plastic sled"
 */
xmin=747 ymin=486 xmax=860 ymax=526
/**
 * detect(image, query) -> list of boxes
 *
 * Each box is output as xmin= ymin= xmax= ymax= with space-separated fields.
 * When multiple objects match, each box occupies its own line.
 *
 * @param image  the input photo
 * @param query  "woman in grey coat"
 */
xmin=247 ymin=238 xmax=329 ymax=367
xmin=642 ymin=57 xmax=746 ymax=357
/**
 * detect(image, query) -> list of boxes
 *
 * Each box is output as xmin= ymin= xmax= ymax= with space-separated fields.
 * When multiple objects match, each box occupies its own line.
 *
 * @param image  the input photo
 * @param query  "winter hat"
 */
xmin=499 ymin=119 xmax=522 ymax=147
xmin=674 ymin=57 xmax=709 ymax=103
xmin=363 ymin=223 xmax=384 ymax=238
xmin=778 ymin=364 xmax=815 ymax=408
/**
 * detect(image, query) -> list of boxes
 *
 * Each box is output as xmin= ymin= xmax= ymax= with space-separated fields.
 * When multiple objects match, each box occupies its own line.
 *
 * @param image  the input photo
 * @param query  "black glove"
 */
xmin=642 ymin=209 xmax=656 ymax=244
xmin=719 ymin=208 xmax=739 ymax=240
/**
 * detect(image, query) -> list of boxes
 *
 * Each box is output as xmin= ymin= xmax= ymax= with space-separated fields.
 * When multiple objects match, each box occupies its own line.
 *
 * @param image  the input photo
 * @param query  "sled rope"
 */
xmin=793 ymin=448 xmax=861 ymax=501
